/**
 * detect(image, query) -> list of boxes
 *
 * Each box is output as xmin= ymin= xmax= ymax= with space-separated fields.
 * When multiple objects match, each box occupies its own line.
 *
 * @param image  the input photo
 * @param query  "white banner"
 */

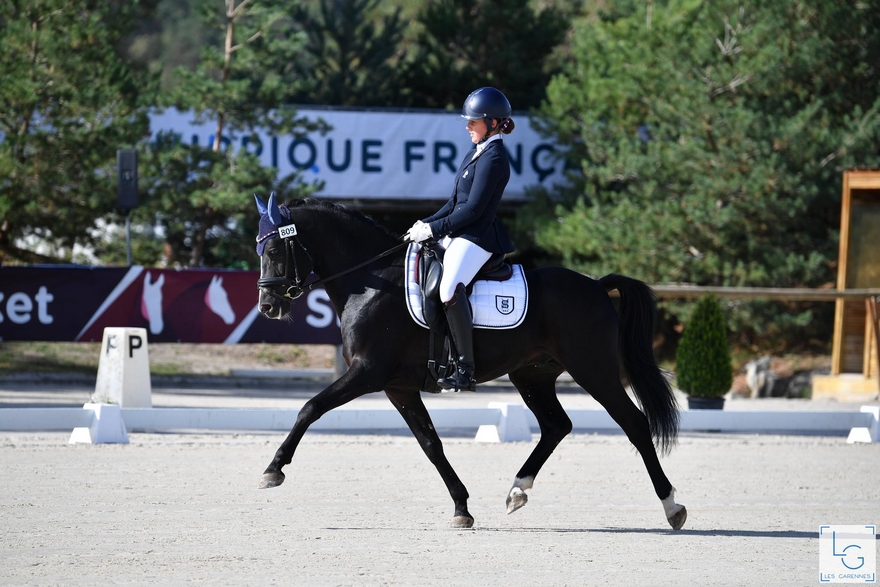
xmin=149 ymin=108 xmax=565 ymax=200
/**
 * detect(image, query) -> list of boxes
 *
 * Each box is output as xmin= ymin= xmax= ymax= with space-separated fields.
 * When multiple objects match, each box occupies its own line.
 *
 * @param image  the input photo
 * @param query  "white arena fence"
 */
xmin=1 ymin=328 xmax=877 ymax=444
xmin=0 ymin=402 xmax=877 ymax=446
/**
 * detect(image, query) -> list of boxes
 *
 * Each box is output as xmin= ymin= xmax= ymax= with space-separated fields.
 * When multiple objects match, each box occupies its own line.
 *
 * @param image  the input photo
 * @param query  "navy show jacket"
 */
xmin=422 ymin=139 xmax=515 ymax=255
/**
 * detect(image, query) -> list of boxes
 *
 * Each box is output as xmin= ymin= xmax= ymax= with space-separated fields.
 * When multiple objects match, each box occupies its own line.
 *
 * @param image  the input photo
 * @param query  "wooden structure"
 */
xmin=813 ymin=170 xmax=880 ymax=400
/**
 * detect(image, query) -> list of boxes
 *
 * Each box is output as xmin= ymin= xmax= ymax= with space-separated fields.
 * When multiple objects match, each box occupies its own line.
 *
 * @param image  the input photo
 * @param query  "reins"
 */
xmin=258 ymin=232 xmax=410 ymax=302
xmin=306 ymin=239 xmax=410 ymax=291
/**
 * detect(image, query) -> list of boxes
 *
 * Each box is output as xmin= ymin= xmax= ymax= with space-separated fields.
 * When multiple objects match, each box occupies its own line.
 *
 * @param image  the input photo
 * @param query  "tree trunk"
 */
xmin=213 ymin=0 xmax=236 ymax=152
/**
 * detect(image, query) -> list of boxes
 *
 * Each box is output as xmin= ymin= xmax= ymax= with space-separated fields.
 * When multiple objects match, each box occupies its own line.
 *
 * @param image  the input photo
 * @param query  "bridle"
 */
xmin=256 ymin=224 xmax=313 ymax=302
xmin=257 ymin=221 xmax=409 ymax=303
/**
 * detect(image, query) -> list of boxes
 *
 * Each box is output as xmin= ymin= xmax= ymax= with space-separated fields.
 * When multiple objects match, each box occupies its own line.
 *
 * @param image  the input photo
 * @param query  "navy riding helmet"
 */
xmin=461 ymin=87 xmax=511 ymax=141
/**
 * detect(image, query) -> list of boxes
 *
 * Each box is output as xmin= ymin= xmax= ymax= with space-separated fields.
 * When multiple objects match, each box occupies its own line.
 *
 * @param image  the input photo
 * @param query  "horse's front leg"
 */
xmin=385 ymin=390 xmax=474 ymax=528
xmin=259 ymin=361 xmax=385 ymax=489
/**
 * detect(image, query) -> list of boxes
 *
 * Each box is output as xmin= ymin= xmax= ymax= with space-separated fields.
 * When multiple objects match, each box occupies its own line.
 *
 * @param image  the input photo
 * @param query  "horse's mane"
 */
xmin=286 ymin=197 xmax=399 ymax=241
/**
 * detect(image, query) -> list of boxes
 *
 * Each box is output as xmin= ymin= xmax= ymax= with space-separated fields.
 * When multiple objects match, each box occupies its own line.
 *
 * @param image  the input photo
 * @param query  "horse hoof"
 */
xmin=667 ymin=505 xmax=687 ymax=531
xmin=450 ymin=515 xmax=474 ymax=529
xmin=506 ymin=488 xmax=528 ymax=514
xmin=258 ymin=471 xmax=285 ymax=489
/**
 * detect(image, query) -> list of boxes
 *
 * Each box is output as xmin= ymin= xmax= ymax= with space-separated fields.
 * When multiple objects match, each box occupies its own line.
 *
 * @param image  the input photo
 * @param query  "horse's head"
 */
xmin=254 ymin=192 xmax=315 ymax=319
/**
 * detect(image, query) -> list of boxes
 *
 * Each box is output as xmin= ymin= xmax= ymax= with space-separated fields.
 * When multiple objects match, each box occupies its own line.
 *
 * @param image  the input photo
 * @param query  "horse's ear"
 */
xmin=254 ymin=194 xmax=268 ymax=216
xmin=267 ymin=191 xmax=285 ymax=226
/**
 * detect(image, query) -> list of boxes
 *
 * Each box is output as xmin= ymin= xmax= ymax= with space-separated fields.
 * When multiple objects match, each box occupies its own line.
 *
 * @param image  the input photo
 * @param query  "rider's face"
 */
xmin=466 ymin=119 xmax=488 ymax=144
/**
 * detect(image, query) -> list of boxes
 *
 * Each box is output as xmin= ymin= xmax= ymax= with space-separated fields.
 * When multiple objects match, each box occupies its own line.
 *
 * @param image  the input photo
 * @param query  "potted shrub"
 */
xmin=675 ymin=295 xmax=733 ymax=410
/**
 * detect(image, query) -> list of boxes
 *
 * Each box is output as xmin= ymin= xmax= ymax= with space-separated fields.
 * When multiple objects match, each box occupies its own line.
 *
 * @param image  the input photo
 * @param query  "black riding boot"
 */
xmin=438 ymin=283 xmax=476 ymax=392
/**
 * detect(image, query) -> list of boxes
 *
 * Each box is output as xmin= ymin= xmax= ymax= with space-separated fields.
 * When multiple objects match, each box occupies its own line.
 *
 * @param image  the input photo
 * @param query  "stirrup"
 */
xmin=438 ymin=363 xmax=476 ymax=392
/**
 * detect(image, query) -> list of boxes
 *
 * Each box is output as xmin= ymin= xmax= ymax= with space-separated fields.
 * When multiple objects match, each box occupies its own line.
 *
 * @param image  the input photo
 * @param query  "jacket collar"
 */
xmin=472 ymin=134 xmax=502 ymax=161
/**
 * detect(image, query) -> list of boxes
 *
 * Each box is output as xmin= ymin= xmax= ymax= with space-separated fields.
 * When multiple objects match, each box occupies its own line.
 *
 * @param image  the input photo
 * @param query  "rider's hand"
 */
xmin=405 ymin=220 xmax=433 ymax=243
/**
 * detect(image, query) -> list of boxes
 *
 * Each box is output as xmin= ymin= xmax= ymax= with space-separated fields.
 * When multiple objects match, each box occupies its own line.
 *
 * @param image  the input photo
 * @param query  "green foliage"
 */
xmin=0 ymin=0 xmax=156 ymax=264
xmin=133 ymin=134 xmax=320 ymax=268
xmin=137 ymin=0 xmax=324 ymax=268
xmin=124 ymin=0 xmax=217 ymax=91
xmin=167 ymin=0 xmax=312 ymax=138
xmin=0 ymin=0 xmax=576 ymax=268
xmin=289 ymin=0 xmax=408 ymax=106
xmin=674 ymin=295 xmax=733 ymax=397
xmin=399 ymin=0 xmax=573 ymax=110
xmin=527 ymin=0 xmax=880 ymax=347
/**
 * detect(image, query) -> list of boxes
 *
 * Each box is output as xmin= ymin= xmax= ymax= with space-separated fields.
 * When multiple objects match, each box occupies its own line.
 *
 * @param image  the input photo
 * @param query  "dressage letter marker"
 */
xmin=93 ymin=327 xmax=152 ymax=408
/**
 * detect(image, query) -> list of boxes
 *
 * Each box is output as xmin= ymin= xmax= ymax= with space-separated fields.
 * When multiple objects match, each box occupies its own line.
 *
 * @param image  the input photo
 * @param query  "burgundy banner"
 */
xmin=0 ymin=266 xmax=341 ymax=344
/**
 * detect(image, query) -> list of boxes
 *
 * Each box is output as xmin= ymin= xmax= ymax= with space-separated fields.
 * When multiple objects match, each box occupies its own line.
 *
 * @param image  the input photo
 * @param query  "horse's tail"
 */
xmin=599 ymin=274 xmax=679 ymax=454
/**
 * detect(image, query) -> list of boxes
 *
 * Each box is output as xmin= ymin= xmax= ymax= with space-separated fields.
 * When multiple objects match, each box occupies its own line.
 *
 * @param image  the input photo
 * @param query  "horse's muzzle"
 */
xmin=258 ymin=294 xmax=291 ymax=319
xmin=257 ymin=279 xmax=298 ymax=319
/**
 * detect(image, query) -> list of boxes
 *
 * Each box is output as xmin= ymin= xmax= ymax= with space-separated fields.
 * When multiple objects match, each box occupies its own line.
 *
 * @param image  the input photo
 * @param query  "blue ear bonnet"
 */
xmin=254 ymin=192 xmax=292 ymax=255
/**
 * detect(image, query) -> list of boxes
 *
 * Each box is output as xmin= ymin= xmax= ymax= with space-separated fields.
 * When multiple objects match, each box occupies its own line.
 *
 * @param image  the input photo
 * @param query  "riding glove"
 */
xmin=405 ymin=220 xmax=434 ymax=243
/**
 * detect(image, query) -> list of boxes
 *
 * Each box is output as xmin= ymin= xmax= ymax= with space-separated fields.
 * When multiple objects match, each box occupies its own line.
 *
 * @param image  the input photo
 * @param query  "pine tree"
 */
xmin=399 ymin=0 xmax=572 ymax=110
xmin=527 ymin=0 xmax=880 ymax=346
xmin=138 ymin=0 xmax=324 ymax=268
xmin=0 ymin=0 xmax=155 ymax=264
xmin=289 ymin=0 xmax=407 ymax=107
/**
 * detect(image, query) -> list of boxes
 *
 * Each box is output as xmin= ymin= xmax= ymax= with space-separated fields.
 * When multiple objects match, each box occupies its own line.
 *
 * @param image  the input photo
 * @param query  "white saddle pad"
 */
xmin=404 ymin=243 xmax=528 ymax=330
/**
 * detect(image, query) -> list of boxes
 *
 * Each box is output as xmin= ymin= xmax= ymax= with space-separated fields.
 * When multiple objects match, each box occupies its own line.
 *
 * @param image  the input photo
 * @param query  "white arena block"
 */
xmin=847 ymin=406 xmax=880 ymax=444
xmin=93 ymin=327 xmax=152 ymax=408
xmin=474 ymin=424 xmax=502 ymax=443
xmin=69 ymin=403 xmax=129 ymax=444
xmin=475 ymin=403 xmax=532 ymax=443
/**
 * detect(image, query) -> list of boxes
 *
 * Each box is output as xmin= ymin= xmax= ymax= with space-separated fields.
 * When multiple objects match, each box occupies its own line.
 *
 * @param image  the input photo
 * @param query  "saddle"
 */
xmin=416 ymin=242 xmax=513 ymax=332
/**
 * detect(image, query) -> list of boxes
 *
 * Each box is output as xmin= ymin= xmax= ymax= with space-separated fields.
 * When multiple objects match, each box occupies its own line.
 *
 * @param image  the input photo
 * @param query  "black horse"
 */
xmin=253 ymin=194 xmax=687 ymax=531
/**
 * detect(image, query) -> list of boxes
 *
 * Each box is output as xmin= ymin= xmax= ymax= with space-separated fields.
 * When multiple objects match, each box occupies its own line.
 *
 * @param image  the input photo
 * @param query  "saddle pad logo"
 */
xmin=496 ymin=295 xmax=514 ymax=315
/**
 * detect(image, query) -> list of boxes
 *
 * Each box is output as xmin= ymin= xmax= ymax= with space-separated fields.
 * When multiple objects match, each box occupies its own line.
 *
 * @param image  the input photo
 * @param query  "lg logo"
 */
xmin=0 ymin=286 xmax=54 ymax=324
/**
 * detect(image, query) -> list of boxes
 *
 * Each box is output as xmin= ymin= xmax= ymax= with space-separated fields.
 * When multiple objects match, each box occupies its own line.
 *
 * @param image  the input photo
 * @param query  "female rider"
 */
xmin=405 ymin=87 xmax=516 ymax=391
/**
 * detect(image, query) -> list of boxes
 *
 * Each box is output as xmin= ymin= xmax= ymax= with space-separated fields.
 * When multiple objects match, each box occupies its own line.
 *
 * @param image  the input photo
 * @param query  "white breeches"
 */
xmin=439 ymin=236 xmax=492 ymax=303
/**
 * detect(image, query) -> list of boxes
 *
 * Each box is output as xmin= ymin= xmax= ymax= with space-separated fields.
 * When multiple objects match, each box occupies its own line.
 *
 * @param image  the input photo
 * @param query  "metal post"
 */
xmin=125 ymin=212 xmax=132 ymax=266
xmin=117 ymin=149 xmax=138 ymax=267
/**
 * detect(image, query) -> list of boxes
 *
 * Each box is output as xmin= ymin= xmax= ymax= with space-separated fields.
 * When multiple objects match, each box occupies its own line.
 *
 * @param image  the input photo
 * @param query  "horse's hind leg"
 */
xmin=567 ymin=361 xmax=686 ymax=530
xmin=385 ymin=390 xmax=474 ymax=528
xmin=505 ymin=363 xmax=571 ymax=515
